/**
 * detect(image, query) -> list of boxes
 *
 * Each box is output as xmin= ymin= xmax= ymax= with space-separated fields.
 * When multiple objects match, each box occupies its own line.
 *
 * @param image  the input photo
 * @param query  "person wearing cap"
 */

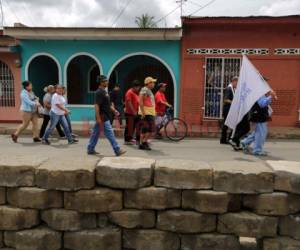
xmin=155 ymin=82 xmax=172 ymax=139
xmin=124 ymin=80 xmax=141 ymax=145
xmin=220 ymin=76 xmax=238 ymax=144
xmin=138 ymin=76 xmax=156 ymax=150
xmin=241 ymin=88 xmax=277 ymax=156
xmin=87 ymin=75 xmax=126 ymax=156
xmin=39 ymin=84 xmax=66 ymax=139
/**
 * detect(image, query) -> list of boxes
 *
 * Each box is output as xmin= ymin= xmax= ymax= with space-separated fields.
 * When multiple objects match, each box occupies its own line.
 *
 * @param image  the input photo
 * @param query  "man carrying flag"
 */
xmin=225 ymin=55 xmax=276 ymax=156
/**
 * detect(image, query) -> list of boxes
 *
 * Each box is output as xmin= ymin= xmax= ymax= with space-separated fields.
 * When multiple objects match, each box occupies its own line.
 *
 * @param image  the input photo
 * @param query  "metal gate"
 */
xmin=0 ymin=60 xmax=15 ymax=107
xmin=204 ymin=57 xmax=241 ymax=119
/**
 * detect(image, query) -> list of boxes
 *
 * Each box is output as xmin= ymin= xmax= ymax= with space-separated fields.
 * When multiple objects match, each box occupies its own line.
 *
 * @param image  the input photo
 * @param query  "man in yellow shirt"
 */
xmin=138 ymin=76 xmax=156 ymax=150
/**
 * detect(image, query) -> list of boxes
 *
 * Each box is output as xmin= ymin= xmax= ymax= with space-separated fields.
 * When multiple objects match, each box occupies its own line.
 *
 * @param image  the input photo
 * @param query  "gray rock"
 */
xmin=181 ymin=234 xmax=240 ymax=250
xmin=7 ymin=187 xmax=62 ymax=209
xmin=64 ymin=188 xmax=122 ymax=213
xmin=109 ymin=209 xmax=155 ymax=229
xmin=218 ymin=212 xmax=278 ymax=238
xmin=0 ymin=155 xmax=47 ymax=187
xmin=279 ymin=215 xmax=300 ymax=240
xmin=97 ymin=157 xmax=155 ymax=189
xmin=154 ymin=159 xmax=212 ymax=189
xmin=182 ymin=190 xmax=241 ymax=213
xmin=263 ymin=237 xmax=300 ymax=250
xmin=41 ymin=209 xmax=97 ymax=231
xmin=267 ymin=160 xmax=300 ymax=194
xmin=212 ymin=161 xmax=274 ymax=193
xmin=123 ymin=229 xmax=180 ymax=250
xmin=36 ymin=157 xmax=97 ymax=191
xmin=64 ymin=229 xmax=121 ymax=250
xmin=124 ymin=187 xmax=181 ymax=210
xmin=0 ymin=206 xmax=39 ymax=230
xmin=157 ymin=210 xmax=216 ymax=233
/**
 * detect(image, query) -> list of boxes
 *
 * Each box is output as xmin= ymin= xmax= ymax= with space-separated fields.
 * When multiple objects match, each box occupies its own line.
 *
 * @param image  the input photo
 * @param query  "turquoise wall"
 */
xmin=20 ymin=40 xmax=181 ymax=121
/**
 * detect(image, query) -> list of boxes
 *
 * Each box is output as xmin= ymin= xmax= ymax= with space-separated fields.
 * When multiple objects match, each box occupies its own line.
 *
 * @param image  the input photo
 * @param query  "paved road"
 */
xmin=1 ymin=135 xmax=300 ymax=163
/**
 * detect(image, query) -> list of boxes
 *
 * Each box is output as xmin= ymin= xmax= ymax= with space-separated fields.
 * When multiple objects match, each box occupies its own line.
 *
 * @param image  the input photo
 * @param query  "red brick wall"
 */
xmin=180 ymin=19 xmax=300 ymax=127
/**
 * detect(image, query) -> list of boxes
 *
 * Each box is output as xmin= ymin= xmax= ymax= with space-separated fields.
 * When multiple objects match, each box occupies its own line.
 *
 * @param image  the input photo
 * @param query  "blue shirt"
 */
xmin=257 ymin=95 xmax=272 ymax=108
xmin=20 ymin=89 xmax=37 ymax=112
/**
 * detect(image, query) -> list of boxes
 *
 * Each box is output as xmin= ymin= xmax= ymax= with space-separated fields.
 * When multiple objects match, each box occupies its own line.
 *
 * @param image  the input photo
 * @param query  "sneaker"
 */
xmin=73 ymin=138 xmax=79 ymax=143
xmin=144 ymin=143 xmax=152 ymax=151
xmin=116 ymin=149 xmax=126 ymax=156
xmin=33 ymin=137 xmax=42 ymax=142
xmin=11 ymin=134 xmax=18 ymax=143
xmin=68 ymin=140 xmax=78 ymax=145
xmin=42 ymin=139 xmax=51 ymax=145
xmin=253 ymin=151 xmax=268 ymax=157
xmin=59 ymin=136 xmax=67 ymax=140
xmin=87 ymin=151 xmax=100 ymax=155
xmin=241 ymin=142 xmax=250 ymax=153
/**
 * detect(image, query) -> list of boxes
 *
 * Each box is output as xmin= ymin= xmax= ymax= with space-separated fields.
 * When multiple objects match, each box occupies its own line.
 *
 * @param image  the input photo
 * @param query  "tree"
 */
xmin=135 ymin=14 xmax=157 ymax=28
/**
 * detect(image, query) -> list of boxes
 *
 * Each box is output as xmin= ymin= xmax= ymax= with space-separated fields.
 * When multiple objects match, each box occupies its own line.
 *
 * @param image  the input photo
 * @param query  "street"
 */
xmin=1 ymin=135 xmax=300 ymax=163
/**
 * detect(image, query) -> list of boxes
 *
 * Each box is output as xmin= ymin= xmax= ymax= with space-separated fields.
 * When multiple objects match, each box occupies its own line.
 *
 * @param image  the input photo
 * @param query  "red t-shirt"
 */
xmin=155 ymin=91 xmax=167 ymax=115
xmin=125 ymin=88 xmax=139 ymax=115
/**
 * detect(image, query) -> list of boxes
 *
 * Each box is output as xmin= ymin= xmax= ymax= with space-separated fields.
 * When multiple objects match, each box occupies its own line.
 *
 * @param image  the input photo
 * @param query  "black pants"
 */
xmin=124 ymin=113 xmax=139 ymax=142
xmin=40 ymin=114 xmax=65 ymax=138
xmin=232 ymin=115 xmax=250 ymax=147
xmin=220 ymin=122 xmax=232 ymax=143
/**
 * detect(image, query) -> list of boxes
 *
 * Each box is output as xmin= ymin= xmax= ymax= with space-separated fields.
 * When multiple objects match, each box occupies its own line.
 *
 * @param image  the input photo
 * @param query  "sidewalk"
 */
xmin=1 ymin=122 xmax=300 ymax=139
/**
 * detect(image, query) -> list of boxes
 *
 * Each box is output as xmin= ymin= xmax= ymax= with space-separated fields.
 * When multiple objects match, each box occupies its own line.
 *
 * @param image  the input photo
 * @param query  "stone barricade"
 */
xmin=0 ymin=155 xmax=299 ymax=250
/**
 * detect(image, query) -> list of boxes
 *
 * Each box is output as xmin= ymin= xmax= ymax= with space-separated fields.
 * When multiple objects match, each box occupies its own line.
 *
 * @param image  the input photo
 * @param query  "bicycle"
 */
xmin=156 ymin=107 xmax=188 ymax=141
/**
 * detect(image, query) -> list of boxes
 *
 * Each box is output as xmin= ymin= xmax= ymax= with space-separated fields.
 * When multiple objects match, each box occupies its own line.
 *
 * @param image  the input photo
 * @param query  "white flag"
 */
xmin=225 ymin=55 xmax=271 ymax=130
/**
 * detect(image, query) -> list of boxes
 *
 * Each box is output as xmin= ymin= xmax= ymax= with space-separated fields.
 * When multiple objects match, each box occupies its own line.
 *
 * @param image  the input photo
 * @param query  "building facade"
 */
xmin=3 ymin=27 xmax=181 ymax=122
xmin=180 ymin=16 xmax=300 ymax=129
xmin=0 ymin=32 xmax=21 ymax=122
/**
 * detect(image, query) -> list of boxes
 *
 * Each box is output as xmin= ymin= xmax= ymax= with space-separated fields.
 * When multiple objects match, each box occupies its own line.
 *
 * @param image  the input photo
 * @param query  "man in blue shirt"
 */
xmin=241 ymin=90 xmax=277 ymax=156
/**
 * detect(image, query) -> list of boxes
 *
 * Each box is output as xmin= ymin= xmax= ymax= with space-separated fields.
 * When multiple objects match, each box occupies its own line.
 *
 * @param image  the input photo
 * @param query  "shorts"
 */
xmin=140 ymin=115 xmax=155 ymax=134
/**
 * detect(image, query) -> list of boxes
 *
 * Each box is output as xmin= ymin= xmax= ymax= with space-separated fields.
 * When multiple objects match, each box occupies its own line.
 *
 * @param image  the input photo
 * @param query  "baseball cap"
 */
xmin=157 ymin=83 xmax=167 ymax=89
xmin=96 ymin=75 xmax=108 ymax=84
xmin=144 ymin=76 xmax=157 ymax=85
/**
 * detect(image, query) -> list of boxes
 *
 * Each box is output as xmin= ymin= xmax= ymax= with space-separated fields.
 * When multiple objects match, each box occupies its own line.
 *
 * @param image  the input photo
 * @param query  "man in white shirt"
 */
xmin=42 ymin=85 xmax=78 ymax=145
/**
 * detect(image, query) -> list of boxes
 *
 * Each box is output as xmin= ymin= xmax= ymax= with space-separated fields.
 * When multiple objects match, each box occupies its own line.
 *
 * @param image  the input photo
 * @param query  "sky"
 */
xmin=1 ymin=0 xmax=300 ymax=28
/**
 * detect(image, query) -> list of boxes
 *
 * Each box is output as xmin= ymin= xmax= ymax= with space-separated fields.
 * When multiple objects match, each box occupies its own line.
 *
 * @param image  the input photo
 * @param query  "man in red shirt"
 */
xmin=155 ymin=83 xmax=172 ymax=138
xmin=124 ymin=80 xmax=141 ymax=145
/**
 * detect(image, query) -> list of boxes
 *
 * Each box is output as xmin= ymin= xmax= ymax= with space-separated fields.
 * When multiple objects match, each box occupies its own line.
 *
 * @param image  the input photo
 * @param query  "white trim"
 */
xmin=64 ymin=52 xmax=103 ymax=104
xmin=64 ymin=52 xmax=103 ymax=87
xmin=25 ymin=52 xmax=62 ymax=83
xmin=107 ymin=52 xmax=178 ymax=115
xmin=87 ymin=63 xmax=98 ymax=93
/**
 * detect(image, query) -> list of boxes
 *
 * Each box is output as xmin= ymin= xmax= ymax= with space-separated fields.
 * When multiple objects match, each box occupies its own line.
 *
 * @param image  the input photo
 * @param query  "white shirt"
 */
xmin=51 ymin=93 xmax=66 ymax=115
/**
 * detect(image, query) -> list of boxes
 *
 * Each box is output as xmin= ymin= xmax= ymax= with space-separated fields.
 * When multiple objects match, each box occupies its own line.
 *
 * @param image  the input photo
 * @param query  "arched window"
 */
xmin=0 ymin=60 xmax=15 ymax=107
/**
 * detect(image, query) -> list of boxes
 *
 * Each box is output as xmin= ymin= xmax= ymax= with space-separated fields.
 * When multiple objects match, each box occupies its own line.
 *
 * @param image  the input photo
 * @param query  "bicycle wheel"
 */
xmin=164 ymin=118 xmax=188 ymax=141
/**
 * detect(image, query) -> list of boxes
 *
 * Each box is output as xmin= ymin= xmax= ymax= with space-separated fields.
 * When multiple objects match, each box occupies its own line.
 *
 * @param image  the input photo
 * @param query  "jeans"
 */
xmin=87 ymin=121 xmax=120 ymax=155
xmin=241 ymin=122 xmax=268 ymax=154
xmin=64 ymin=114 xmax=73 ymax=134
xmin=40 ymin=114 xmax=65 ymax=138
xmin=43 ymin=111 xmax=73 ymax=142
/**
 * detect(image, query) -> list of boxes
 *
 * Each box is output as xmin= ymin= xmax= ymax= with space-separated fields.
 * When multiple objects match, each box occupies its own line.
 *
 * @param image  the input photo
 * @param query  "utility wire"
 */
xmin=111 ymin=0 xmax=134 ymax=27
xmin=188 ymin=0 xmax=217 ymax=16
xmin=153 ymin=5 xmax=181 ymax=26
xmin=188 ymin=0 xmax=203 ymax=7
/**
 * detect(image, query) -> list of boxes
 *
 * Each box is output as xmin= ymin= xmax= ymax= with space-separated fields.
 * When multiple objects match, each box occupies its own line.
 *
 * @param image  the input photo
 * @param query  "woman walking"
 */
xmin=42 ymin=85 xmax=77 ymax=145
xmin=39 ymin=85 xmax=66 ymax=139
xmin=11 ymin=81 xmax=41 ymax=143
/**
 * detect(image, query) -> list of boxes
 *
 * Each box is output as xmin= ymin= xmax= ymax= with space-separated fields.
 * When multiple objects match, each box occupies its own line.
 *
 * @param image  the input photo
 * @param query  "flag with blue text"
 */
xmin=225 ymin=55 xmax=271 ymax=130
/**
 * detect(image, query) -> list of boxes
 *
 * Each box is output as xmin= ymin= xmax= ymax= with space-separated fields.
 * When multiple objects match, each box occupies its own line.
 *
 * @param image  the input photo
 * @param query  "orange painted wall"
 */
xmin=180 ymin=18 xmax=300 ymax=127
xmin=0 ymin=53 xmax=21 ymax=122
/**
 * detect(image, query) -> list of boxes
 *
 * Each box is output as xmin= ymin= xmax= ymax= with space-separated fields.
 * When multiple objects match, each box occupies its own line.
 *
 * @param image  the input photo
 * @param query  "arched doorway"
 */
xmin=27 ymin=54 xmax=60 ymax=100
xmin=0 ymin=60 xmax=15 ymax=107
xmin=108 ymin=54 xmax=175 ymax=107
xmin=65 ymin=54 xmax=101 ymax=105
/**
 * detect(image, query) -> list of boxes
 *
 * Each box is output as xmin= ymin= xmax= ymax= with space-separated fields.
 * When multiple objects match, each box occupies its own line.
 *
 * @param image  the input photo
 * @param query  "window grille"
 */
xmin=204 ymin=57 xmax=241 ymax=119
xmin=0 ymin=61 xmax=15 ymax=107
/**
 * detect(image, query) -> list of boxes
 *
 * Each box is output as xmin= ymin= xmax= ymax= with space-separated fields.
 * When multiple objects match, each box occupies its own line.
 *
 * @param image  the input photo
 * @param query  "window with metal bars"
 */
xmin=204 ymin=57 xmax=241 ymax=119
xmin=0 ymin=60 xmax=15 ymax=107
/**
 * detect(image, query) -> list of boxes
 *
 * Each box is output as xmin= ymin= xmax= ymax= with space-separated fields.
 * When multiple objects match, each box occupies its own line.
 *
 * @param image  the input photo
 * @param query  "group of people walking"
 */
xmin=220 ymin=76 xmax=277 ymax=156
xmin=11 ymin=81 xmax=78 ymax=145
xmin=11 ymin=74 xmax=172 ymax=156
